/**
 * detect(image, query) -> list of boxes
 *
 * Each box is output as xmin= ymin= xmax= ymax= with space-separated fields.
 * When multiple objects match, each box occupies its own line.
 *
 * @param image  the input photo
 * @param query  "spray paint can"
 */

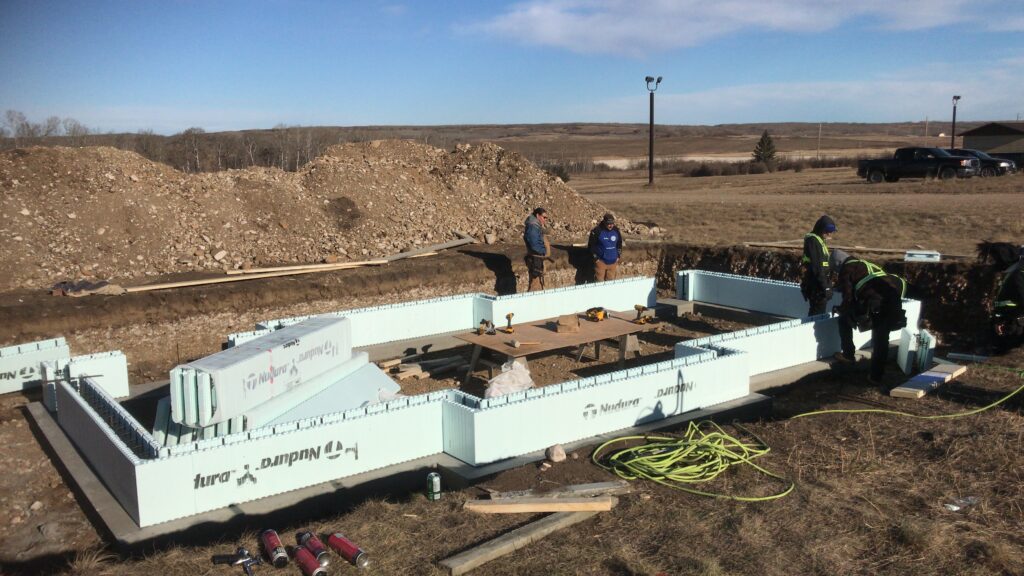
xmin=293 ymin=545 xmax=327 ymax=576
xmin=327 ymin=532 xmax=370 ymax=569
xmin=260 ymin=528 xmax=289 ymax=568
xmin=427 ymin=472 xmax=442 ymax=501
xmin=296 ymin=531 xmax=330 ymax=566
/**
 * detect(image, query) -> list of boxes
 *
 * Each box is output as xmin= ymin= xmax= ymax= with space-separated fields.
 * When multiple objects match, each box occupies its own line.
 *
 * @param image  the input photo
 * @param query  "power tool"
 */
xmin=502 ymin=313 xmax=515 ymax=334
xmin=212 ymin=547 xmax=263 ymax=576
xmin=585 ymin=307 xmax=606 ymax=322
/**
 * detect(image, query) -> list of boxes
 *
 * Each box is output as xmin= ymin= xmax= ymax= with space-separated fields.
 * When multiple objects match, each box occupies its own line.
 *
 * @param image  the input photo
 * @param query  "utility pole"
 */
xmin=816 ymin=123 xmax=822 ymax=160
xmin=924 ymin=116 xmax=929 ymax=138
xmin=645 ymin=76 xmax=662 ymax=185
xmin=950 ymin=95 xmax=961 ymax=149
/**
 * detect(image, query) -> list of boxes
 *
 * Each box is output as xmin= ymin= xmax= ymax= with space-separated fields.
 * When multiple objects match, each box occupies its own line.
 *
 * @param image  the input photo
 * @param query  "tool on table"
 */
xmin=485 ymin=320 xmax=496 ymax=335
xmin=212 ymin=547 xmax=263 ymax=576
xmin=585 ymin=307 xmax=606 ymax=322
xmin=633 ymin=304 xmax=652 ymax=324
xmin=502 ymin=313 xmax=515 ymax=334
xmin=508 ymin=339 xmax=541 ymax=349
xmin=477 ymin=319 xmax=491 ymax=335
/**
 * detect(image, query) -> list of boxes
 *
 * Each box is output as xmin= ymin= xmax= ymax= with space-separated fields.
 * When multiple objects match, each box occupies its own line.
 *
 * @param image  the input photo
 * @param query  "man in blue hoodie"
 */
xmin=588 ymin=213 xmax=623 ymax=282
xmin=523 ymin=207 xmax=549 ymax=291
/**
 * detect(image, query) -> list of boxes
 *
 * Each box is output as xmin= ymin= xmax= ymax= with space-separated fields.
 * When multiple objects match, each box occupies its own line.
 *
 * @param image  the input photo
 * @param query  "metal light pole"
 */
xmin=645 ymin=75 xmax=662 ymax=185
xmin=950 ymin=95 xmax=961 ymax=149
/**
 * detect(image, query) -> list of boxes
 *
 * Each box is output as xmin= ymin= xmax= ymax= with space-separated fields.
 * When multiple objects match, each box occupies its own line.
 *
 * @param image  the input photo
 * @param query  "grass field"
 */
xmin=574 ymin=168 xmax=1024 ymax=257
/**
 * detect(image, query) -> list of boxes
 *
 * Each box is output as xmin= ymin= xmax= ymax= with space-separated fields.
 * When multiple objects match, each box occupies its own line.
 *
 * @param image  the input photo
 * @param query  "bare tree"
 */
xmin=62 ymin=118 xmax=89 ymax=146
xmin=42 ymin=116 xmax=62 ymax=137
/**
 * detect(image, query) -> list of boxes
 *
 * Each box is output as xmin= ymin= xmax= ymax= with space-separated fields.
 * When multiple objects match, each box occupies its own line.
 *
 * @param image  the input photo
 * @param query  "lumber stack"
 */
xmin=890 ymin=363 xmax=967 ymax=399
xmin=439 ymin=481 xmax=627 ymax=575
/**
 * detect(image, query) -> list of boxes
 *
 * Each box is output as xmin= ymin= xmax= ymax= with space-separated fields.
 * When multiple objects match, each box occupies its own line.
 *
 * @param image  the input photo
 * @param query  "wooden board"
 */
xmin=455 ymin=312 xmax=650 ymax=358
xmin=489 ymin=480 xmax=631 ymax=500
xmin=463 ymin=496 xmax=617 ymax=514
xmin=438 ymin=511 xmax=599 ymax=575
xmin=929 ymin=363 xmax=967 ymax=378
xmin=890 ymin=372 xmax=951 ymax=399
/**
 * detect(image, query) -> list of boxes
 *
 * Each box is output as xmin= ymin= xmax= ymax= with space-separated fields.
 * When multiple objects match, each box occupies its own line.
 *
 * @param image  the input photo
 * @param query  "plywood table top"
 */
xmin=454 ymin=311 xmax=651 ymax=358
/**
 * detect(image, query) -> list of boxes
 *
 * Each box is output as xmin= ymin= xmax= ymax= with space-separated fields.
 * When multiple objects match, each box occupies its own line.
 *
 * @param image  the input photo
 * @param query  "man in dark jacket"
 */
xmin=801 ymin=215 xmax=837 ymax=316
xmin=833 ymin=254 xmax=908 ymax=388
xmin=523 ymin=207 xmax=549 ymax=291
xmin=977 ymin=241 xmax=1024 ymax=353
xmin=588 ymin=213 xmax=623 ymax=282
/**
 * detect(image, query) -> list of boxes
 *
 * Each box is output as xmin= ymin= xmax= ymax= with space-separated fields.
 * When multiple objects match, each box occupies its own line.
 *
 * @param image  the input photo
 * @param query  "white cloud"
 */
xmin=470 ymin=0 xmax=1002 ymax=56
xmin=574 ymin=57 xmax=1024 ymax=123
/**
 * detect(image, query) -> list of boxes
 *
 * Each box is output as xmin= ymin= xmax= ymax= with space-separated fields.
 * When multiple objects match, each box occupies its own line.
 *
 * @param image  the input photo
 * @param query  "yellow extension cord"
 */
xmin=591 ymin=364 xmax=1024 ymax=501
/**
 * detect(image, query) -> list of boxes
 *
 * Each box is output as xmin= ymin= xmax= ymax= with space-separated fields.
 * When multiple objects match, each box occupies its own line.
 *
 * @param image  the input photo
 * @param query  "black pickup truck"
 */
xmin=857 ymin=147 xmax=980 ymax=183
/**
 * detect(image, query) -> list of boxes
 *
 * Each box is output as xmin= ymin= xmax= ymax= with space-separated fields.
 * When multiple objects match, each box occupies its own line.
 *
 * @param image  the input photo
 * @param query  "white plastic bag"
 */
xmin=484 ymin=361 xmax=534 ymax=398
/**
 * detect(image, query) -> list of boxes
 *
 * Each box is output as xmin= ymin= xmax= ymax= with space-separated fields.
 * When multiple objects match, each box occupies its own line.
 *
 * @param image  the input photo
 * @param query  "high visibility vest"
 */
xmin=995 ymin=262 xmax=1022 ymax=309
xmin=849 ymin=259 xmax=906 ymax=299
xmin=802 ymin=233 xmax=829 ymax=268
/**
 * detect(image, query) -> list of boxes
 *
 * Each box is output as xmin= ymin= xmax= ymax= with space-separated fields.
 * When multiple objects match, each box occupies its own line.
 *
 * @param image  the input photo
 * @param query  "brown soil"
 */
xmin=0 ymin=142 xmax=634 ymax=292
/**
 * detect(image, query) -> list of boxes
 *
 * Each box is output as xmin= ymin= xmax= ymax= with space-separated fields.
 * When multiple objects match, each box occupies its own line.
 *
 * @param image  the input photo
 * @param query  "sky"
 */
xmin=1 ymin=0 xmax=1022 ymax=134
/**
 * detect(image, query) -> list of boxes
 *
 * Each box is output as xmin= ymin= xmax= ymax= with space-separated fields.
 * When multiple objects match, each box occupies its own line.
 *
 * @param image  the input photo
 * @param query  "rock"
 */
xmin=130 ymin=175 xmax=139 ymax=182
xmin=97 ymin=227 xmax=105 ymax=236
xmin=545 ymin=444 xmax=566 ymax=463
xmin=538 ymin=461 xmax=552 ymax=471
xmin=484 ymin=233 xmax=497 ymax=245
xmin=67 ymin=213 xmax=77 ymax=219
xmin=648 ymin=226 xmax=662 ymax=237
xmin=29 ymin=501 xmax=42 ymax=511
xmin=20 ymin=208 xmax=30 ymax=216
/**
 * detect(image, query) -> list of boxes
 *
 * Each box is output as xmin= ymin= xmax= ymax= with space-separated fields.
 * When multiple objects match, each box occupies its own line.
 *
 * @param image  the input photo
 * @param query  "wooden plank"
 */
xmin=439 ymin=511 xmax=599 ymax=576
xmin=929 ymin=363 xmax=967 ymax=378
xmin=745 ymin=242 xmax=972 ymax=259
xmin=890 ymin=372 xmax=950 ymax=399
xmin=225 ymin=259 xmax=388 ymax=275
xmin=124 ymin=261 xmax=387 ymax=293
xmin=383 ymin=232 xmax=477 ymax=262
xmin=490 ymin=480 xmax=631 ymax=500
xmin=395 ymin=367 xmax=424 ymax=381
xmin=464 ymin=496 xmax=617 ymax=514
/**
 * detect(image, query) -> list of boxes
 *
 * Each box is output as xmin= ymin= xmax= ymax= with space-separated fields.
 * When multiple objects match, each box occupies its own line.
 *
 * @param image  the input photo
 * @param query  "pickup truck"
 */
xmin=856 ymin=147 xmax=980 ymax=183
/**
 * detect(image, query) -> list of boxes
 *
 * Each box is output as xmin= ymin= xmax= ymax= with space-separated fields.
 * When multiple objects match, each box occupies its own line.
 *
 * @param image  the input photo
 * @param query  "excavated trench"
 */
xmin=0 ymin=242 xmax=1001 ymax=382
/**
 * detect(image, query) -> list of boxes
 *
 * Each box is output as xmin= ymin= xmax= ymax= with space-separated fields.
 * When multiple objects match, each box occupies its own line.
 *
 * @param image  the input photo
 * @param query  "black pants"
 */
xmin=807 ymin=292 xmax=829 ymax=316
xmin=838 ymin=315 xmax=891 ymax=381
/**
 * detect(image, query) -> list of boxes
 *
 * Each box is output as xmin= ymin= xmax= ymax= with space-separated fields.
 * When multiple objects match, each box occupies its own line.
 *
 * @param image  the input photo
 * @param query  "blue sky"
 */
xmin=1 ymin=0 xmax=1022 ymax=134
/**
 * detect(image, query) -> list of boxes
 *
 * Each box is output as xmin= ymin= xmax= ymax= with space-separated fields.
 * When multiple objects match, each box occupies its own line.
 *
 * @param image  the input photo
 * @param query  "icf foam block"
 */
xmin=0 ymin=337 xmax=70 ymax=394
xmin=133 ymin=397 xmax=446 ymax=526
xmin=482 ymin=277 xmax=657 ymax=325
xmin=172 ymin=317 xmax=352 ymax=427
xmin=676 ymin=271 xmax=815 ymax=318
xmin=64 ymin=351 xmax=130 ymax=398
xmin=258 ymin=294 xmax=480 ymax=348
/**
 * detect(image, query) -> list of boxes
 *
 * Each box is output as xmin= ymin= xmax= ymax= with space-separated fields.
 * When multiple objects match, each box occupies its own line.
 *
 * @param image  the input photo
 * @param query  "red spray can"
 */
xmin=327 ymin=532 xmax=369 ymax=569
xmin=293 ymin=545 xmax=327 ymax=576
xmin=260 ymin=529 xmax=289 ymax=568
xmin=297 ymin=531 xmax=330 ymax=567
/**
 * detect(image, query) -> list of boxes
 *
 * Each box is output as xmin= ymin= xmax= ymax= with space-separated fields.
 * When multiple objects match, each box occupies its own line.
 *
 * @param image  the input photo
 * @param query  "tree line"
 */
xmin=0 ymin=110 xmax=464 ymax=173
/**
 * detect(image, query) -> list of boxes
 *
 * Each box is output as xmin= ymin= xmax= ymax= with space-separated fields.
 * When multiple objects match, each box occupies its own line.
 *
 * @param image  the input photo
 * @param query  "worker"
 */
xmin=523 ymin=207 xmax=549 ymax=291
xmin=977 ymin=241 xmax=1024 ymax=353
xmin=801 ymin=215 xmax=837 ymax=316
xmin=832 ymin=253 xmax=908 ymax=388
xmin=588 ymin=213 xmax=623 ymax=282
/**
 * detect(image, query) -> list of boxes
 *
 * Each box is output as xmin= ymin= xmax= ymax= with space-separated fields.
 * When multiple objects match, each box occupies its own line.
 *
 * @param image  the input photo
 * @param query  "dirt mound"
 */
xmin=0 ymin=142 xmax=624 ymax=291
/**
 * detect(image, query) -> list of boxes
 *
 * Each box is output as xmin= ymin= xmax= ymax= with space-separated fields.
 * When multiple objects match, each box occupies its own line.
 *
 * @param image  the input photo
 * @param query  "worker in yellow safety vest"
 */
xmin=977 ymin=241 xmax=1024 ymax=353
xmin=800 ymin=215 xmax=837 ymax=316
xmin=832 ymin=251 xmax=908 ymax=389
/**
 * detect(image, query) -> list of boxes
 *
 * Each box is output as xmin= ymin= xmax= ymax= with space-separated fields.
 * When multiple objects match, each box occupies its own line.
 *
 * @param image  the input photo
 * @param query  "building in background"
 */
xmin=960 ymin=122 xmax=1024 ymax=164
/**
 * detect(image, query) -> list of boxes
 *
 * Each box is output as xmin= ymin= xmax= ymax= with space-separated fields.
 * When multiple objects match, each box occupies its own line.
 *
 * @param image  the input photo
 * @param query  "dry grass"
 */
xmin=575 ymin=168 xmax=1024 ymax=256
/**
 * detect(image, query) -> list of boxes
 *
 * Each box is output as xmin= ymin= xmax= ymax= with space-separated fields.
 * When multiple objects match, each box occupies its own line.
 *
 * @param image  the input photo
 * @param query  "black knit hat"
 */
xmin=602 ymin=213 xmax=615 ymax=225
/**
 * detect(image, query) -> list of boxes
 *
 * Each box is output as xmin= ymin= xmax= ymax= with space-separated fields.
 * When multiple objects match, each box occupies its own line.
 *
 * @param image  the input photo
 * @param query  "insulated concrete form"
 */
xmin=41 ymin=351 xmax=130 ymax=412
xmin=42 ymin=272 xmax=923 ymax=529
xmin=171 ymin=317 xmax=352 ymax=427
xmin=244 ymin=277 xmax=658 ymax=349
xmin=0 ymin=337 xmax=70 ymax=394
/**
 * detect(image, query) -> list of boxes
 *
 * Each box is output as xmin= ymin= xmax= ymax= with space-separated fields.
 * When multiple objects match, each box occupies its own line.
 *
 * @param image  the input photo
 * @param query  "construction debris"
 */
xmin=890 ymin=363 xmax=967 ymax=399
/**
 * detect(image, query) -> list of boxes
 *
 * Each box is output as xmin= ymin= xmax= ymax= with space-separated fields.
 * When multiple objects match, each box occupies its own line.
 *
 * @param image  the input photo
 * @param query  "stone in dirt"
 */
xmin=545 ymin=444 xmax=567 ymax=463
xmin=213 ymin=250 xmax=228 ymax=261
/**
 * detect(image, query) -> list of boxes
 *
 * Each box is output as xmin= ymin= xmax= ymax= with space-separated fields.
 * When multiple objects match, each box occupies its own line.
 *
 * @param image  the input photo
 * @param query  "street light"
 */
xmin=646 ymin=75 xmax=662 ymax=185
xmin=950 ymin=95 xmax=961 ymax=149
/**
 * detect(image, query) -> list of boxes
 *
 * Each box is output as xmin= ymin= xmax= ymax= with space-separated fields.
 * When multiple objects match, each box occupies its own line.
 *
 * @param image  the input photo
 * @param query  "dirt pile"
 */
xmin=0 ymin=142 xmax=630 ymax=291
